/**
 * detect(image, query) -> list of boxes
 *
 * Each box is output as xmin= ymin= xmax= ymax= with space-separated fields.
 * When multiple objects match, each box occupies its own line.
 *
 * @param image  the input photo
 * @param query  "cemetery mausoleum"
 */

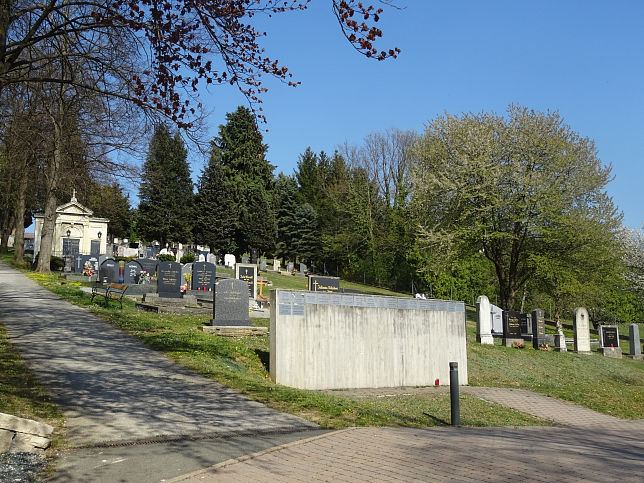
xmin=34 ymin=191 xmax=109 ymax=258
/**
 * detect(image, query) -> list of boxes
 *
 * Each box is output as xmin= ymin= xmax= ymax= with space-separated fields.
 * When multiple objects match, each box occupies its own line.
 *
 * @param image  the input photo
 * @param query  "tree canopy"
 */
xmin=411 ymin=105 xmax=623 ymax=310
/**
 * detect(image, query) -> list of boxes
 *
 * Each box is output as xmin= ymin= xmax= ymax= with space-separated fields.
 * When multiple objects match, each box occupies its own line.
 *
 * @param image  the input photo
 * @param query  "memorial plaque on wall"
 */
xmin=123 ymin=260 xmax=143 ymax=284
xmin=502 ymin=310 xmax=522 ymax=339
xmin=157 ymin=261 xmax=182 ymax=298
xmin=235 ymin=263 xmax=257 ymax=299
xmin=192 ymin=261 xmax=216 ymax=291
xmin=308 ymin=275 xmax=340 ymax=292
xmin=99 ymin=259 xmax=119 ymax=284
xmin=601 ymin=326 xmax=619 ymax=348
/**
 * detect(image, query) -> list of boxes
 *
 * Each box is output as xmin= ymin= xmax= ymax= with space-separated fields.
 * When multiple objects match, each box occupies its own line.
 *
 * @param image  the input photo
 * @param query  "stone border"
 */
xmin=0 ymin=413 xmax=53 ymax=454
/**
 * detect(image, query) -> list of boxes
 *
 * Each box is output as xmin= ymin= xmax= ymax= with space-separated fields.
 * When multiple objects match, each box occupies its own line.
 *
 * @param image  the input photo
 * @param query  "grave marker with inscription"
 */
xmin=531 ymin=309 xmax=547 ymax=349
xmin=192 ymin=261 xmax=216 ymax=291
xmin=212 ymin=279 xmax=250 ymax=326
xmin=573 ymin=307 xmax=592 ymax=354
xmin=123 ymin=260 xmax=143 ymax=284
xmin=476 ymin=295 xmax=494 ymax=345
xmin=157 ymin=261 xmax=182 ymax=298
xmin=628 ymin=323 xmax=643 ymax=360
xmin=99 ymin=259 xmax=119 ymax=284
xmin=502 ymin=310 xmax=523 ymax=347
xmin=138 ymin=259 xmax=158 ymax=278
xmin=308 ymin=275 xmax=340 ymax=293
xmin=598 ymin=325 xmax=622 ymax=358
xmin=235 ymin=263 xmax=257 ymax=299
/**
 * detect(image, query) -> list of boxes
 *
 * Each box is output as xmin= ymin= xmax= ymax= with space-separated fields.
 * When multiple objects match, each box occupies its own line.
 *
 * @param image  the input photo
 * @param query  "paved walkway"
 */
xmin=0 ymin=262 xmax=316 ymax=447
xmin=1 ymin=262 xmax=643 ymax=481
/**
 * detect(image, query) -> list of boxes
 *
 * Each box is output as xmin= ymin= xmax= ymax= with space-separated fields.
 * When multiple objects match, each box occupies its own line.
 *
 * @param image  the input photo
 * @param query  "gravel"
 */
xmin=0 ymin=453 xmax=48 ymax=482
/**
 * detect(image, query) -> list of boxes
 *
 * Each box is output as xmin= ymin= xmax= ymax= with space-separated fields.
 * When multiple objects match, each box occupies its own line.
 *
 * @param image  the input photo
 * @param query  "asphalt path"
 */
xmin=0 ymin=262 xmax=318 ymax=479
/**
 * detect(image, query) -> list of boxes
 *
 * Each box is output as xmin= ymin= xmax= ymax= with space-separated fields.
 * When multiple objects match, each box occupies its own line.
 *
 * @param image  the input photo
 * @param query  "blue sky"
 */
xmin=180 ymin=1 xmax=644 ymax=228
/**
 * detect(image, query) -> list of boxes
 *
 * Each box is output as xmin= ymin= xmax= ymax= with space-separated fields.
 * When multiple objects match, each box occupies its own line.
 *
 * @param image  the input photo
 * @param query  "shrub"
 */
xmin=180 ymin=253 xmax=196 ymax=264
xmin=49 ymin=256 xmax=64 ymax=271
xmin=157 ymin=253 xmax=175 ymax=262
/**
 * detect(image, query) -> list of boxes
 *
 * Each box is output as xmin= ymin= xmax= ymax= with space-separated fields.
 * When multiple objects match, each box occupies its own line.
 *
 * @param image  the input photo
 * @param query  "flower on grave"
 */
xmin=512 ymin=341 xmax=525 ymax=349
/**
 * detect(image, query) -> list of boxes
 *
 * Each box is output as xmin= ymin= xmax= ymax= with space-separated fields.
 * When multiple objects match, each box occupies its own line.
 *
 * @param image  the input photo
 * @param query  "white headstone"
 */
xmin=224 ymin=253 xmax=236 ymax=268
xmin=198 ymin=253 xmax=206 ymax=262
xmin=573 ymin=307 xmax=591 ymax=354
xmin=476 ymin=295 xmax=494 ymax=344
xmin=490 ymin=304 xmax=503 ymax=334
xmin=273 ymin=259 xmax=281 ymax=271
xmin=207 ymin=253 xmax=216 ymax=264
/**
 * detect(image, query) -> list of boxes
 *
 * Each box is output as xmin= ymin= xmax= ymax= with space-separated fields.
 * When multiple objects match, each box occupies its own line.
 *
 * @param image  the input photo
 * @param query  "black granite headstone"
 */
xmin=192 ymin=261 xmax=216 ymax=291
xmin=601 ymin=326 xmax=619 ymax=348
xmin=519 ymin=313 xmax=530 ymax=334
xmin=502 ymin=310 xmax=522 ymax=339
xmin=74 ymin=254 xmax=84 ymax=273
xmin=237 ymin=265 xmax=256 ymax=298
xmin=531 ymin=308 xmax=546 ymax=349
xmin=138 ymin=258 xmax=158 ymax=278
xmin=308 ymin=275 xmax=340 ymax=292
xmin=157 ymin=261 xmax=182 ymax=298
xmin=212 ymin=279 xmax=250 ymax=326
xmin=123 ymin=260 xmax=143 ymax=284
xmin=99 ymin=259 xmax=119 ymax=283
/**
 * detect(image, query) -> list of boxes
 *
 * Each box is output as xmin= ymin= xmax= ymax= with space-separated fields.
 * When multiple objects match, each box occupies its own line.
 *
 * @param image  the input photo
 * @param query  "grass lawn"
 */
xmin=1 ymin=253 xmax=642 ymax=444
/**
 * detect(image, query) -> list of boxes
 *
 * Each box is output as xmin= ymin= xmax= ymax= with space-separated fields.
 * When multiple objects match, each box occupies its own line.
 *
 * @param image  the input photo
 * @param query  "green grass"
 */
xmin=2 ymin=252 xmax=642 ymax=443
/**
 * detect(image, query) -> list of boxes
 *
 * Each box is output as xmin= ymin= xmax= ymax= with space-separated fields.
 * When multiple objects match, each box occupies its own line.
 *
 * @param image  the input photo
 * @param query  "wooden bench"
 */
xmin=90 ymin=282 xmax=128 ymax=309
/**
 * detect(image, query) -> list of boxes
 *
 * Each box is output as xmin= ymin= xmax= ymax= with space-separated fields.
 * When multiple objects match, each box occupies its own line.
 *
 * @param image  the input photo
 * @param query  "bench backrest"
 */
xmin=108 ymin=283 xmax=128 ymax=291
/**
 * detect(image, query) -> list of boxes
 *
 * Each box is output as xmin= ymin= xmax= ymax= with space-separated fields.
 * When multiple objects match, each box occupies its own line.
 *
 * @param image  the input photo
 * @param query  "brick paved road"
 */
xmin=172 ymin=424 xmax=644 ymax=482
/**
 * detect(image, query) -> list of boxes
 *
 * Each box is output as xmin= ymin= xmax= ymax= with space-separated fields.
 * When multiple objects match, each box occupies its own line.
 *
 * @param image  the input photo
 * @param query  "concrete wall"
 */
xmin=270 ymin=290 xmax=468 ymax=390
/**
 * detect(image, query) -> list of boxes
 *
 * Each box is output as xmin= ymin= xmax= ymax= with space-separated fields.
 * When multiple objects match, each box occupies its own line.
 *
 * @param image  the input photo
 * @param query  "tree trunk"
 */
xmin=12 ymin=169 xmax=28 ymax=264
xmin=0 ymin=212 xmax=14 ymax=253
xmin=36 ymin=119 xmax=63 ymax=274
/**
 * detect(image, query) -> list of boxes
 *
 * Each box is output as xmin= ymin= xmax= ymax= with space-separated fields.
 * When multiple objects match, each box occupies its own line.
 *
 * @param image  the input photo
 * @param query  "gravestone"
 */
xmin=99 ymin=259 xmax=119 ymax=284
xmin=138 ymin=258 xmax=158 ymax=278
xmin=123 ymin=260 xmax=143 ymax=284
xmin=157 ymin=261 xmax=182 ymax=298
xmin=273 ymin=259 xmax=281 ymax=271
xmin=211 ymin=279 xmax=250 ymax=326
xmin=192 ymin=261 xmax=216 ymax=291
xmin=502 ymin=310 xmax=523 ymax=347
xmin=299 ymin=263 xmax=307 ymax=274
xmin=259 ymin=258 xmax=267 ymax=271
xmin=519 ymin=313 xmax=531 ymax=334
xmin=287 ymin=261 xmax=294 ymax=273
xmin=87 ymin=256 xmax=99 ymax=274
xmin=308 ymin=275 xmax=340 ymax=292
xmin=207 ymin=253 xmax=217 ymax=265
xmin=573 ymin=307 xmax=592 ymax=354
xmin=531 ymin=309 xmax=547 ymax=349
xmin=198 ymin=253 xmax=205 ymax=262
xmin=235 ymin=263 xmax=257 ymax=299
xmin=598 ymin=325 xmax=622 ymax=358
xmin=224 ymin=254 xmax=236 ymax=268
xmin=74 ymin=254 xmax=85 ymax=273
xmin=241 ymin=256 xmax=249 ymax=264
xmin=118 ymin=260 xmax=126 ymax=283
xmin=490 ymin=305 xmax=503 ymax=335
xmin=476 ymin=295 xmax=494 ymax=345
xmin=181 ymin=263 xmax=193 ymax=287
xmin=627 ymin=324 xmax=643 ymax=360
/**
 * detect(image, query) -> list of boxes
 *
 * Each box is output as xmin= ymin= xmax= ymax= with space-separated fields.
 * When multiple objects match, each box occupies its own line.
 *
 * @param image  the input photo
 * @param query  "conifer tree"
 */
xmin=137 ymin=125 xmax=193 ymax=247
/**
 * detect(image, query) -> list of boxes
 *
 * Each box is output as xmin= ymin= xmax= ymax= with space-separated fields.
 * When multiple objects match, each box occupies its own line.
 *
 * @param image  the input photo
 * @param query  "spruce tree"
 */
xmin=210 ymin=106 xmax=276 ymax=256
xmin=137 ymin=124 xmax=193 ymax=247
xmin=273 ymin=173 xmax=301 ymax=262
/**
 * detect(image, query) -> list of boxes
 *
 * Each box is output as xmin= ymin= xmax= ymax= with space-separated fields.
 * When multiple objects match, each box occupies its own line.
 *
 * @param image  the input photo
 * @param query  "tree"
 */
xmin=193 ymin=150 xmax=239 ymax=253
xmin=210 ymin=106 xmax=275 ymax=257
xmin=137 ymin=125 xmax=193 ymax=247
xmin=0 ymin=1 xmax=399 ymax=127
xmin=412 ymin=105 xmax=622 ymax=310
xmin=86 ymin=183 xmax=133 ymax=240
xmin=273 ymin=173 xmax=302 ymax=262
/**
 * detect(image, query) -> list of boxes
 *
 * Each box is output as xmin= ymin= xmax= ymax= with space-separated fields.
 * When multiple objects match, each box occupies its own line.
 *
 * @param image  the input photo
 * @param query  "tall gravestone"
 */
xmin=287 ymin=261 xmax=294 ymax=273
xmin=273 ymin=259 xmax=281 ymax=271
xmin=211 ymin=279 xmax=250 ymax=326
xmin=138 ymin=258 xmax=158 ymax=278
xmin=573 ymin=307 xmax=592 ymax=354
xmin=490 ymin=304 xmax=503 ymax=335
xmin=157 ymin=261 xmax=182 ymax=298
xmin=207 ymin=253 xmax=217 ymax=265
xmin=598 ymin=325 xmax=622 ymax=358
xmin=308 ymin=275 xmax=340 ymax=292
xmin=74 ymin=254 xmax=84 ymax=273
xmin=123 ymin=260 xmax=143 ymax=284
xmin=531 ymin=309 xmax=547 ymax=349
xmin=519 ymin=313 xmax=531 ymax=334
xmin=502 ymin=310 xmax=523 ymax=347
xmin=627 ymin=324 xmax=643 ymax=360
xmin=235 ymin=263 xmax=257 ymax=299
xmin=476 ymin=295 xmax=494 ymax=344
xmin=259 ymin=258 xmax=267 ymax=271
xmin=99 ymin=259 xmax=119 ymax=284
xmin=192 ymin=261 xmax=216 ymax=291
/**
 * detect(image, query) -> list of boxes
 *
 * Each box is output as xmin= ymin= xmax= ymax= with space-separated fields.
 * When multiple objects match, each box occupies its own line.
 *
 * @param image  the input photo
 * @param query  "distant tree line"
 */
xmin=132 ymin=105 xmax=644 ymax=324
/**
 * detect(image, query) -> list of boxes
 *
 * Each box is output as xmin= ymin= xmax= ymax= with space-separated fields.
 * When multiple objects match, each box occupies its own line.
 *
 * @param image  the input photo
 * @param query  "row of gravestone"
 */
xmin=476 ymin=296 xmax=640 ymax=358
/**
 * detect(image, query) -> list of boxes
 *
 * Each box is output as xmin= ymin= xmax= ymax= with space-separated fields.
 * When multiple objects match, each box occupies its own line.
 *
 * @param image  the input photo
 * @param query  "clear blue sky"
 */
xmin=182 ymin=1 xmax=644 ymax=229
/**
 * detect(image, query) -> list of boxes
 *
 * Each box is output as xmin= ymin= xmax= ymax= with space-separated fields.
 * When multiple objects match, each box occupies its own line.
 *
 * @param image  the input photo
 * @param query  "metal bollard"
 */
xmin=449 ymin=362 xmax=460 ymax=426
